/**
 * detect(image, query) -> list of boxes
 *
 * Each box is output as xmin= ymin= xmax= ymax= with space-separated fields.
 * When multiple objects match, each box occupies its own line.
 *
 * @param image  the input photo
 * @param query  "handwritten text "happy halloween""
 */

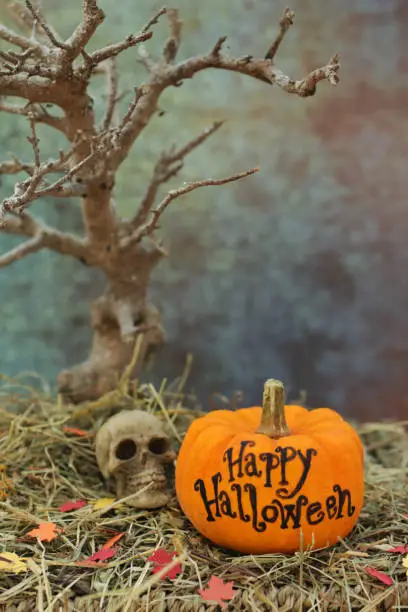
xmin=194 ymin=441 xmax=355 ymax=532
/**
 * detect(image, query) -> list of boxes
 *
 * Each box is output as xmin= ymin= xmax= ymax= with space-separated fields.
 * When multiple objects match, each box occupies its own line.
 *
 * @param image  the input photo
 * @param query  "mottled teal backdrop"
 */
xmin=1 ymin=0 xmax=407 ymax=421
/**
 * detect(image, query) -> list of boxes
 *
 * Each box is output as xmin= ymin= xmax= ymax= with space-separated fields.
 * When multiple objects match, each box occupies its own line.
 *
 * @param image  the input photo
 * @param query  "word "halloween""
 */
xmin=194 ymin=441 xmax=355 ymax=532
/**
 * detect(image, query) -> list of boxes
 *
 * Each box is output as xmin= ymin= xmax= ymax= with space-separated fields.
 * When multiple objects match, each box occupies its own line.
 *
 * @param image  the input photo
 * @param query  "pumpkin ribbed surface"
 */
xmin=175 ymin=390 xmax=364 ymax=554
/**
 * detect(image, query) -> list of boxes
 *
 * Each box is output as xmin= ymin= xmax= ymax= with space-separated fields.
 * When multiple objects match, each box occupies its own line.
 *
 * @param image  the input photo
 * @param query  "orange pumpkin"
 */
xmin=175 ymin=379 xmax=364 ymax=554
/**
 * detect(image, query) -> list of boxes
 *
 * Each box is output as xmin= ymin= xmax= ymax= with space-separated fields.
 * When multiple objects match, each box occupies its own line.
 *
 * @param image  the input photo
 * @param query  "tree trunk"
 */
xmin=57 ymin=249 xmax=165 ymax=404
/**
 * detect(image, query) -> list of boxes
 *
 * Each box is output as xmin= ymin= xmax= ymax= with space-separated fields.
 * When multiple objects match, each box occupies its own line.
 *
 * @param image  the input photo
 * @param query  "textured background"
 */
xmin=1 ymin=0 xmax=408 ymax=421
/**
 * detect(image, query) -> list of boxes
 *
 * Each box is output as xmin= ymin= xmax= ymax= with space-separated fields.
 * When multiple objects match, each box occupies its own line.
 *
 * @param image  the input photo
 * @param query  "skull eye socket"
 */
xmin=148 ymin=437 xmax=169 ymax=455
xmin=115 ymin=439 xmax=137 ymax=460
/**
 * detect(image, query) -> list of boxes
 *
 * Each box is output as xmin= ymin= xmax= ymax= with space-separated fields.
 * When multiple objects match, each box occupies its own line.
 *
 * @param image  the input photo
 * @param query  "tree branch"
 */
xmin=0 ymin=157 xmax=36 ymax=176
xmin=141 ymin=6 xmax=167 ymax=33
xmin=166 ymin=120 xmax=225 ymax=164
xmin=0 ymin=100 xmax=67 ymax=135
xmin=64 ymin=0 xmax=105 ymax=61
xmin=0 ymin=47 xmax=35 ymax=75
xmin=76 ymin=6 xmax=166 ymax=78
xmin=136 ymin=44 xmax=154 ymax=73
xmin=4 ymin=1 xmax=36 ymax=33
xmin=163 ymin=9 xmax=182 ymax=63
xmin=0 ymin=213 xmax=91 ymax=265
xmin=5 ymin=0 xmax=64 ymax=47
xmin=170 ymin=50 xmax=340 ymax=96
xmin=130 ymin=120 xmax=224 ymax=231
xmin=0 ymin=101 xmax=34 ymax=119
xmin=0 ymin=125 xmax=99 ymax=217
xmin=0 ymin=4 xmax=340 ymax=269
xmin=24 ymin=0 xmax=69 ymax=50
xmin=0 ymin=23 xmax=43 ymax=52
xmin=101 ymin=59 xmax=118 ymax=130
xmin=27 ymin=114 xmax=40 ymax=167
xmin=0 ymin=151 xmax=69 ymax=177
xmin=1 ymin=150 xmax=99 ymax=214
xmin=87 ymin=31 xmax=153 ymax=66
xmin=35 ymin=108 xmax=67 ymax=133
xmin=265 ymin=8 xmax=294 ymax=61
xmin=124 ymin=167 xmax=259 ymax=248
xmin=0 ymin=232 xmax=44 ymax=266
xmin=109 ymin=9 xmax=340 ymax=172
xmin=0 ymin=73 xmax=59 ymax=103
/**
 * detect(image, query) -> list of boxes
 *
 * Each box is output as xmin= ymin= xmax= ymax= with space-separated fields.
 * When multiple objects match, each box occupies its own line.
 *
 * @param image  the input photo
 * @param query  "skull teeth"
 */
xmin=128 ymin=473 xmax=167 ymax=489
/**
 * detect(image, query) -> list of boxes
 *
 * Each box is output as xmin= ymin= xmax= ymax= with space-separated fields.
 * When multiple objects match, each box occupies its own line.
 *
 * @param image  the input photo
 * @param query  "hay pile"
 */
xmin=0 ymin=370 xmax=407 ymax=612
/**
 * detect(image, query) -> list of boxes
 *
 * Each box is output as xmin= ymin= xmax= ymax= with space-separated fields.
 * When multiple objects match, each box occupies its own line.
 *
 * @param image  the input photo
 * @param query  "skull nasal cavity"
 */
xmin=148 ymin=437 xmax=169 ymax=454
xmin=115 ymin=439 xmax=137 ymax=460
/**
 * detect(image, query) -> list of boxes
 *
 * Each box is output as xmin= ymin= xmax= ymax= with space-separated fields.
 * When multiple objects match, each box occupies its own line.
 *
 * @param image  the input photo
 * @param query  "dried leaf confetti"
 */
xmin=403 ymin=554 xmax=408 ymax=577
xmin=89 ymin=548 xmax=116 ymax=562
xmin=91 ymin=497 xmax=117 ymax=511
xmin=58 ymin=499 xmax=87 ymax=512
xmin=148 ymin=548 xmax=182 ymax=580
xmin=102 ymin=532 xmax=125 ymax=549
xmin=76 ymin=547 xmax=117 ymax=566
xmin=387 ymin=544 xmax=408 ymax=553
xmin=27 ymin=522 xmax=64 ymax=542
xmin=0 ymin=465 xmax=14 ymax=499
xmin=62 ymin=426 xmax=90 ymax=437
xmin=148 ymin=548 xmax=175 ymax=566
xmin=198 ymin=575 xmax=237 ymax=609
xmin=364 ymin=566 xmax=393 ymax=586
xmin=0 ymin=552 xmax=28 ymax=574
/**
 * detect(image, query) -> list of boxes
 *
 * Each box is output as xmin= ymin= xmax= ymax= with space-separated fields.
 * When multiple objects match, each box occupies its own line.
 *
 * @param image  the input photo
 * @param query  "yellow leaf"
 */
xmin=91 ymin=498 xmax=117 ymax=510
xmin=403 ymin=554 xmax=408 ymax=576
xmin=0 ymin=552 xmax=28 ymax=574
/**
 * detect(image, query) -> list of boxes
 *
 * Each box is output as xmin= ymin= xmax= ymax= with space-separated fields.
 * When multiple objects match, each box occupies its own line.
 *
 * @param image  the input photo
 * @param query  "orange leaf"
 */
xmin=102 ymin=532 xmax=125 ymax=549
xmin=26 ymin=522 xmax=64 ymax=543
xmin=62 ymin=426 xmax=90 ymax=437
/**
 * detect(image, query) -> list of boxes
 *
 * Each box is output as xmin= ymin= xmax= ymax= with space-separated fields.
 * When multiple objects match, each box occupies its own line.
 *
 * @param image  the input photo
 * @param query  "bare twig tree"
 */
xmin=0 ymin=3 xmax=340 ymax=403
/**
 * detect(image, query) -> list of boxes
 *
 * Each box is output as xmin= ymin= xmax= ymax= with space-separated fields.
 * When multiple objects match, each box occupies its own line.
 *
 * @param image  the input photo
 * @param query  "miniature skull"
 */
xmin=95 ymin=409 xmax=176 ymax=509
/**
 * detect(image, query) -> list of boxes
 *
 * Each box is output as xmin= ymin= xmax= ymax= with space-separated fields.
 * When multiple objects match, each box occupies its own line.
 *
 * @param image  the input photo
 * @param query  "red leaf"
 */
xmin=58 ymin=500 xmax=87 ymax=512
xmin=152 ymin=561 xmax=182 ymax=580
xmin=102 ymin=532 xmax=125 ymax=550
xmin=364 ymin=566 xmax=393 ymax=585
xmin=387 ymin=545 xmax=408 ymax=553
xmin=198 ymin=576 xmax=237 ymax=609
xmin=148 ymin=548 xmax=174 ymax=566
xmin=87 ymin=548 xmax=117 ymax=562
xmin=147 ymin=548 xmax=182 ymax=580
xmin=76 ymin=547 xmax=117 ymax=566
xmin=62 ymin=426 xmax=90 ymax=437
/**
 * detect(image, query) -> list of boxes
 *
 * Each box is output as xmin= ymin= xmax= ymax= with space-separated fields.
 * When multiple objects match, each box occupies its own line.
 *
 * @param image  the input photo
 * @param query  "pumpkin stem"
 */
xmin=256 ymin=379 xmax=290 ymax=438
